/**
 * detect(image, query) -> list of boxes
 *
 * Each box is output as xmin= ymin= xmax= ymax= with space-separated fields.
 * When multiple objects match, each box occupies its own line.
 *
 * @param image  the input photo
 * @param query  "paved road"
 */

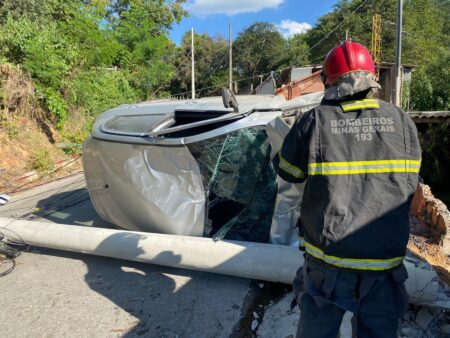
xmin=2 ymin=173 xmax=446 ymax=338
xmin=0 ymin=173 xmax=306 ymax=337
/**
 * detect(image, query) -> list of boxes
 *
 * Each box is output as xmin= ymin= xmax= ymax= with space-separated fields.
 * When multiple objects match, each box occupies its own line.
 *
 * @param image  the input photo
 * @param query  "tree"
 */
xmin=0 ymin=0 xmax=81 ymax=24
xmin=105 ymin=0 xmax=186 ymax=30
xmin=402 ymin=0 xmax=447 ymax=65
xmin=170 ymin=32 xmax=229 ymax=97
xmin=304 ymin=0 xmax=397 ymax=64
xmin=0 ymin=0 xmax=190 ymax=126
xmin=113 ymin=0 xmax=187 ymax=97
xmin=234 ymin=22 xmax=286 ymax=87
xmin=410 ymin=47 xmax=449 ymax=111
xmin=284 ymin=33 xmax=311 ymax=67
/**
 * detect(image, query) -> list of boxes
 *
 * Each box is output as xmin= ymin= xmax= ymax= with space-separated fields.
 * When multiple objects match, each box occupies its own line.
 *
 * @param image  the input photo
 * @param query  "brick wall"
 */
xmin=410 ymin=184 xmax=450 ymax=256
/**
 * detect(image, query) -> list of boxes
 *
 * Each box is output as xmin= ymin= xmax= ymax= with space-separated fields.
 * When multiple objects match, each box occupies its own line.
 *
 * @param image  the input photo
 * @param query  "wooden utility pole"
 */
xmin=394 ymin=0 xmax=403 ymax=106
xmin=229 ymin=23 xmax=233 ymax=92
xmin=191 ymin=27 xmax=195 ymax=100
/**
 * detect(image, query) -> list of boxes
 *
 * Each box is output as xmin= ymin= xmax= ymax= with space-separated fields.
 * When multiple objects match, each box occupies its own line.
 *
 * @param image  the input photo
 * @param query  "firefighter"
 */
xmin=274 ymin=40 xmax=421 ymax=338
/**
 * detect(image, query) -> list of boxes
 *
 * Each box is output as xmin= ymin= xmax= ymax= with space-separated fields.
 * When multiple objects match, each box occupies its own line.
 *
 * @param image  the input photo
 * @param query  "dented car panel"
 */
xmin=83 ymin=93 xmax=323 ymax=240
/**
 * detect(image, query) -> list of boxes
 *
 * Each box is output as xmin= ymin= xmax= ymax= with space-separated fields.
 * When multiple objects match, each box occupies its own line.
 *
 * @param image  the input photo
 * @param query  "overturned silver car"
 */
xmin=83 ymin=91 xmax=323 ymax=244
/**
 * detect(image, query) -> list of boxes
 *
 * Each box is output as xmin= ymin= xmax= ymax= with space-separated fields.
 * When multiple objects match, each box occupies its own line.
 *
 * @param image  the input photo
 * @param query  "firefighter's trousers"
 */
xmin=294 ymin=255 xmax=408 ymax=338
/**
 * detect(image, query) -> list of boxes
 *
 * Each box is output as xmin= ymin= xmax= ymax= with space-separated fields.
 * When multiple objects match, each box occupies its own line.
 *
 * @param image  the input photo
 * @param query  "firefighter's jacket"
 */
xmin=274 ymin=98 xmax=421 ymax=272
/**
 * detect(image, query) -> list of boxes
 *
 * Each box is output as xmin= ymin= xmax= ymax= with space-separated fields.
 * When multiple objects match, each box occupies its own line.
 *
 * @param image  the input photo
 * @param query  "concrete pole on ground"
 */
xmin=0 ymin=218 xmax=441 ymax=307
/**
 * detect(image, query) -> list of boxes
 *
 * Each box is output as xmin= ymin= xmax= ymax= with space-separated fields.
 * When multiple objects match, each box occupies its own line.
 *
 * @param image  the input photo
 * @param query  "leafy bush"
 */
xmin=35 ymin=86 xmax=68 ymax=129
xmin=410 ymin=48 xmax=450 ymax=111
xmin=60 ymin=109 xmax=94 ymax=154
xmin=66 ymin=69 xmax=138 ymax=117
xmin=23 ymin=27 xmax=78 ymax=89
xmin=0 ymin=17 xmax=38 ymax=64
xmin=0 ymin=17 xmax=78 ymax=89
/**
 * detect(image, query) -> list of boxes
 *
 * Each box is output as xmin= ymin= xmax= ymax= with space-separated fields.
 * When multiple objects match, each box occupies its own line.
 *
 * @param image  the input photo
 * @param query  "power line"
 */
xmin=150 ymin=51 xmax=192 ymax=98
xmin=169 ymin=70 xmax=274 ymax=99
xmin=2 ymin=157 xmax=82 ymax=195
xmin=0 ymin=227 xmax=26 ymax=277
xmin=150 ymin=43 xmax=229 ymax=98
xmin=1 ymin=175 xmax=85 ymax=207
xmin=171 ymin=60 xmax=307 ymax=98
xmin=167 ymin=0 xmax=372 ymax=99
xmin=295 ymin=0 xmax=372 ymax=64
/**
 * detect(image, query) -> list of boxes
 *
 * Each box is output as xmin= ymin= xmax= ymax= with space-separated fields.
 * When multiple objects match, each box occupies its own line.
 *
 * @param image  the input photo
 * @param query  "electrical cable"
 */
xmin=170 ymin=70 xmax=274 ymax=98
xmin=34 ymin=191 xmax=91 ymax=219
xmin=2 ymin=156 xmax=82 ymax=195
xmin=1 ymin=175 xmax=85 ymax=207
xmin=0 ymin=227 xmax=26 ymax=277
xmin=150 ymin=50 xmax=193 ymax=97
xmin=2 ymin=180 xmax=88 ymax=215
xmin=150 ymin=42 xmax=229 ymax=98
xmin=0 ymin=259 xmax=15 ymax=277
xmin=294 ymin=0 xmax=372 ymax=63
xmin=309 ymin=53 xmax=329 ymax=65
xmin=0 ymin=178 xmax=92 ymax=277
xmin=174 ymin=1 xmax=373 ymax=99
xmin=1 ymin=158 xmax=79 ymax=193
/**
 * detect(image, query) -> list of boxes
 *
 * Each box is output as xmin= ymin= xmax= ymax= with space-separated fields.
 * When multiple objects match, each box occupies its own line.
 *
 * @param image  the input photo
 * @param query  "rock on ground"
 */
xmin=257 ymin=293 xmax=449 ymax=338
xmin=256 ymin=294 xmax=352 ymax=338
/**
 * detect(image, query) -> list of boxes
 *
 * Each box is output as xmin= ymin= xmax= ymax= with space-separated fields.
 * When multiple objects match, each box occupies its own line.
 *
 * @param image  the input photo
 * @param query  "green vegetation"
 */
xmin=170 ymin=32 xmax=229 ymax=97
xmin=0 ymin=0 xmax=448 ymax=193
xmin=1 ymin=0 xmax=447 ymax=119
xmin=234 ymin=22 xmax=286 ymax=85
xmin=0 ymin=0 xmax=187 ymax=137
xmin=31 ymin=148 xmax=53 ymax=171
xmin=418 ymin=123 xmax=450 ymax=206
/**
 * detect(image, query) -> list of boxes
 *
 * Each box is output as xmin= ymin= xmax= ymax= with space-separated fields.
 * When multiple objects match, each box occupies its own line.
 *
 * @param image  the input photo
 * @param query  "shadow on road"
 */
xmin=4 ymin=185 xmax=251 ymax=337
xmin=81 ymin=231 xmax=249 ymax=337
xmin=83 ymin=233 xmax=193 ymax=337
xmin=29 ymin=188 xmax=113 ymax=227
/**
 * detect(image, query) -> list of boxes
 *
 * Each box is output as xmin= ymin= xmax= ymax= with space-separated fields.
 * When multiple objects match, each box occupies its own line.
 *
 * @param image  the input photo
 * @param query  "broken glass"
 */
xmin=188 ymin=127 xmax=278 ymax=243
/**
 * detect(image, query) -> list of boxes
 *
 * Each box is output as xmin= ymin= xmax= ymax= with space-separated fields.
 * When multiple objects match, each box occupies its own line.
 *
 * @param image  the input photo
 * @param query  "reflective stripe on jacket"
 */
xmin=273 ymin=98 xmax=421 ymax=271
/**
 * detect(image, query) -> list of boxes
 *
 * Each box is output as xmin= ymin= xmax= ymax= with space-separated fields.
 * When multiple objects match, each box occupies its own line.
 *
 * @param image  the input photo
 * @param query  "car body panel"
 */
xmin=83 ymin=93 xmax=323 ymax=239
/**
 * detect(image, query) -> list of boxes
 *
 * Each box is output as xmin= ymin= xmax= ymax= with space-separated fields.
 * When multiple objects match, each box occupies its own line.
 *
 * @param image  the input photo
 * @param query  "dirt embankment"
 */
xmin=0 ymin=64 xmax=81 ymax=193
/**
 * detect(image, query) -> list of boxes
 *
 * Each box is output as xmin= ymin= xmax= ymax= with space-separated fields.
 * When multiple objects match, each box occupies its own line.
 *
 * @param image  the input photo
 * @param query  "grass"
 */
xmin=31 ymin=148 xmax=53 ymax=171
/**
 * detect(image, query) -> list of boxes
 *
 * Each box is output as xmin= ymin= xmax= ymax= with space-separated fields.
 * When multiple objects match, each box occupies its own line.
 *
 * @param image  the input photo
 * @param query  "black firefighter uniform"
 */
xmin=274 ymin=98 xmax=421 ymax=270
xmin=273 ymin=98 xmax=421 ymax=337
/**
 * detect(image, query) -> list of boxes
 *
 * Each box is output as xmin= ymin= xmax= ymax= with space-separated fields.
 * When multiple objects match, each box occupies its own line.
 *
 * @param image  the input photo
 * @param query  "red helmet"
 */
xmin=322 ymin=41 xmax=375 ymax=85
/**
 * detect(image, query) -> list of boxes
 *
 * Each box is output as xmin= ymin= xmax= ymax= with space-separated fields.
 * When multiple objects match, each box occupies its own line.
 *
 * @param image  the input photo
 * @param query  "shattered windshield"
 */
xmin=188 ymin=127 xmax=278 ymax=242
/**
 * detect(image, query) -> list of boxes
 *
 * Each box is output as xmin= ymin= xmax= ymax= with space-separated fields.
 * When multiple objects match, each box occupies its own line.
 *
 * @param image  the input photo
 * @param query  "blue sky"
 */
xmin=170 ymin=0 xmax=339 ymax=44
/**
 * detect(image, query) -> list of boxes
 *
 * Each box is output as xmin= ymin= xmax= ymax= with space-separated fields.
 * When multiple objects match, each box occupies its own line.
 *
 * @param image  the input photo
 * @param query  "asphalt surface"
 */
xmin=0 ymin=173 xmax=358 ymax=337
xmin=0 ymin=174 xmax=255 ymax=337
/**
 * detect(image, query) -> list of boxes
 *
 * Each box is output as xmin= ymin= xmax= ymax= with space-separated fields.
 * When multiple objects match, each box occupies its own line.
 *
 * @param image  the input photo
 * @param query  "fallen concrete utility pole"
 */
xmin=0 ymin=218 xmax=440 ymax=306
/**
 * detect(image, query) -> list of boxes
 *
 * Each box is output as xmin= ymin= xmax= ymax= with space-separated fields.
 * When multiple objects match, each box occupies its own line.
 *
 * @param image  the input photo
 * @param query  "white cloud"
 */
xmin=277 ymin=19 xmax=312 ymax=38
xmin=188 ymin=0 xmax=284 ymax=16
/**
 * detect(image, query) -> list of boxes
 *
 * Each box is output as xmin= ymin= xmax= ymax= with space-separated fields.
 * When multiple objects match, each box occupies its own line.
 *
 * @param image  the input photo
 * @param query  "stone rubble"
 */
xmin=251 ymin=319 xmax=259 ymax=332
xmin=399 ymin=304 xmax=450 ymax=338
xmin=256 ymin=292 xmax=450 ymax=338
xmin=414 ymin=307 xmax=435 ymax=329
